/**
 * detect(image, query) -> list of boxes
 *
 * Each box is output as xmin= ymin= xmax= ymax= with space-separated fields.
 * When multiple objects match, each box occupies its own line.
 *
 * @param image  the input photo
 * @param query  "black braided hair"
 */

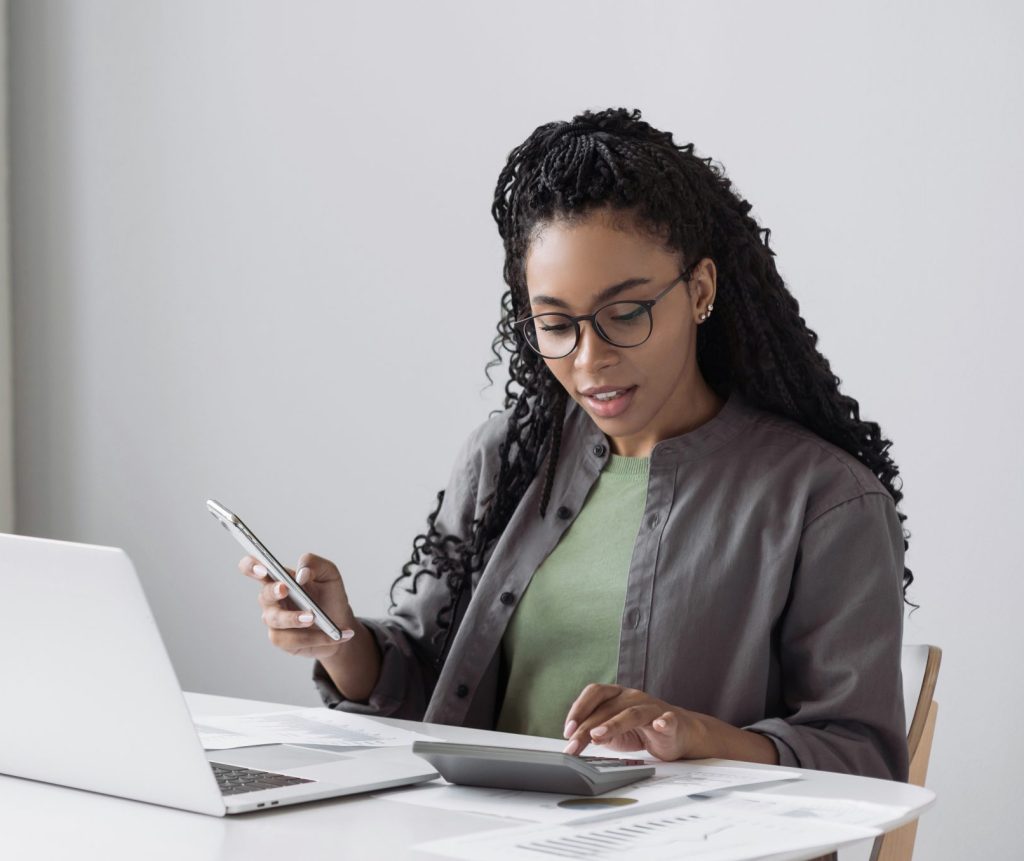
xmin=389 ymin=107 xmax=916 ymax=667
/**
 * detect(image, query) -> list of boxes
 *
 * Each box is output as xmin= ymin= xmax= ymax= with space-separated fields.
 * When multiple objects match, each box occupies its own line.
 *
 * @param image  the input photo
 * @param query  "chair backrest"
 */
xmin=873 ymin=644 xmax=942 ymax=861
xmin=901 ymin=644 xmax=942 ymax=760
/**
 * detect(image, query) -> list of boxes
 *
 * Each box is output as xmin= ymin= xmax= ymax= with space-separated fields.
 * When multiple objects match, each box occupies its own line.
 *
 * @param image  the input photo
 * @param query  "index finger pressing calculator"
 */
xmin=410 ymin=741 xmax=656 ymax=796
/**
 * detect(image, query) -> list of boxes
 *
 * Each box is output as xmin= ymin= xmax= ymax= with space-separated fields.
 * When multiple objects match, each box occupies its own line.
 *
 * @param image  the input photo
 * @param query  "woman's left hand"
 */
xmin=561 ymin=683 xmax=703 ymax=761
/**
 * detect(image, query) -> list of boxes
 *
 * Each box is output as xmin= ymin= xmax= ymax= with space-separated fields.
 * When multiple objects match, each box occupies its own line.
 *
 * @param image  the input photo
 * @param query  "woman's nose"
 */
xmin=573 ymin=320 xmax=617 ymax=369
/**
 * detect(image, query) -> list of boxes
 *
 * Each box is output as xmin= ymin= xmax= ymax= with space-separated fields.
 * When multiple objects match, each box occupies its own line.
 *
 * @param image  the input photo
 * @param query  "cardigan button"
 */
xmin=626 ymin=607 xmax=641 ymax=629
xmin=499 ymin=591 xmax=516 ymax=606
xmin=556 ymin=506 xmax=572 ymax=520
xmin=593 ymin=443 xmax=607 ymax=457
xmin=455 ymin=683 xmax=470 ymax=698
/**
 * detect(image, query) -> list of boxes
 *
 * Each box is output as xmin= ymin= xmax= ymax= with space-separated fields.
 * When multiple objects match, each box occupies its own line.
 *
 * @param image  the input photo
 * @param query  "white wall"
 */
xmin=7 ymin=1 xmax=1023 ymax=857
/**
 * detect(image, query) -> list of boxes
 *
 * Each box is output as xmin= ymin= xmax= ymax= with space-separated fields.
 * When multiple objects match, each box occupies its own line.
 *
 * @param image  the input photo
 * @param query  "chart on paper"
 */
xmin=417 ymin=797 xmax=879 ymax=861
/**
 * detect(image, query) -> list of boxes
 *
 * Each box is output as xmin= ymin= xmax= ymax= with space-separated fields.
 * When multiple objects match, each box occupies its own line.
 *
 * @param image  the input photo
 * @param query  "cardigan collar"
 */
xmin=566 ymin=387 xmax=754 ymax=468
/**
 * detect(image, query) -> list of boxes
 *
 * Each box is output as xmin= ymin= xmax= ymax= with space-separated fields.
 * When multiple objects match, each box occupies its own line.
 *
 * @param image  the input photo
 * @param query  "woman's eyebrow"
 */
xmin=531 ymin=276 xmax=652 ymax=309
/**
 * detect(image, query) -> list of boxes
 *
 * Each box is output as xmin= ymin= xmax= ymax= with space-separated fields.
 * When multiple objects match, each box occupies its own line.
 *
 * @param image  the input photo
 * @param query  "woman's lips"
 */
xmin=582 ymin=386 xmax=637 ymax=418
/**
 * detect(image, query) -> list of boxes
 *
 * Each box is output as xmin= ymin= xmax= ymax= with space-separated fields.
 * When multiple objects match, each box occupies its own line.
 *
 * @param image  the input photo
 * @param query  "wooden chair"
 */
xmin=810 ymin=643 xmax=942 ymax=861
xmin=870 ymin=644 xmax=941 ymax=861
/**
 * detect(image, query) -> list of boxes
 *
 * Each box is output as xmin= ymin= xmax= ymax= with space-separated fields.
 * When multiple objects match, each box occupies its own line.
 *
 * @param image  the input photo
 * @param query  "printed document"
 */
xmin=416 ymin=795 xmax=879 ymax=861
xmin=379 ymin=762 xmax=802 ymax=824
xmin=193 ymin=708 xmax=440 ymax=749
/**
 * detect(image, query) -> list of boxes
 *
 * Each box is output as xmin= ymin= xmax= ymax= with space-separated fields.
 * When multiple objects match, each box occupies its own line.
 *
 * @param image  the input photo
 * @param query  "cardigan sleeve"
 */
xmin=311 ymin=418 xmax=488 ymax=721
xmin=743 ymin=491 xmax=910 ymax=781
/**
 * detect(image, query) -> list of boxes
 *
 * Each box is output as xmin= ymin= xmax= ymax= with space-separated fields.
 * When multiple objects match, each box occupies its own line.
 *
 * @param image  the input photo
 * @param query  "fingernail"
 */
xmin=654 ymin=719 xmax=667 ymax=730
xmin=563 ymin=739 xmax=580 ymax=755
xmin=591 ymin=726 xmax=608 ymax=737
xmin=563 ymin=720 xmax=577 ymax=739
xmin=253 ymin=564 xmax=267 ymax=577
xmin=276 ymin=583 xmax=287 ymax=598
xmin=297 ymin=566 xmax=311 ymax=585
xmin=298 ymin=614 xmax=313 ymax=624
xmin=340 ymin=629 xmax=356 ymax=641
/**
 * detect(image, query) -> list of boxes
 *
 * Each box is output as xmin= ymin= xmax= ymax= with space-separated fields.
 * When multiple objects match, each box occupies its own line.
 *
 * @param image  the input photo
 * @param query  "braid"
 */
xmin=538 ymin=387 xmax=568 ymax=518
xmin=389 ymin=106 xmax=915 ymax=666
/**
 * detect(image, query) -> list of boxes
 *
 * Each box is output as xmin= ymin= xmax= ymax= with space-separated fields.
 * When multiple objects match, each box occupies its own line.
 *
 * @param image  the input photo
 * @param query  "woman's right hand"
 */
xmin=238 ymin=552 xmax=357 ymax=662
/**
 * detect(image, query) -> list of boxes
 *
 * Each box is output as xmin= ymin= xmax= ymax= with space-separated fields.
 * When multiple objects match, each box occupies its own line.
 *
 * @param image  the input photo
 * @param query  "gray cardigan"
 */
xmin=312 ymin=390 xmax=909 ymax=781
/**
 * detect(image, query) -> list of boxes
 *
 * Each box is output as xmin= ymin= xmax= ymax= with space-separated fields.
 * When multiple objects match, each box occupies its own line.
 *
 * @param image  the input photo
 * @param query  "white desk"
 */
xmin=0 ymin=691 xmax=934 ymax=861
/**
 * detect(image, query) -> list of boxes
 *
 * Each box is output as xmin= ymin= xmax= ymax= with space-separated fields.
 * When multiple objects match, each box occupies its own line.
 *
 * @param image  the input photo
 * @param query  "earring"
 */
xmin=698 ymin=303 xmax=713 ymax=323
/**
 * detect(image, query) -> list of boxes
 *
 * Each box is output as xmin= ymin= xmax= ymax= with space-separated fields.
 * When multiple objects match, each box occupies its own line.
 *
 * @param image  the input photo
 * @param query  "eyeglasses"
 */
xmin=514 ymin=265 xmax=696 ymax=360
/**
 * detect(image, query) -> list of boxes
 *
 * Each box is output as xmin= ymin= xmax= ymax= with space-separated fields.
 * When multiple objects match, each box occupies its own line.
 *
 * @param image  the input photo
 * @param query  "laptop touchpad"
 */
xmin=207 ymin=744 xmax=353 ymax=771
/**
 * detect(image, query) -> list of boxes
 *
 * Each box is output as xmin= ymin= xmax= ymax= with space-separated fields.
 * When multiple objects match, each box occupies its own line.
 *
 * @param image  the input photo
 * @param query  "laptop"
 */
xmin=0 ymin=532 xmax=438 ymax=816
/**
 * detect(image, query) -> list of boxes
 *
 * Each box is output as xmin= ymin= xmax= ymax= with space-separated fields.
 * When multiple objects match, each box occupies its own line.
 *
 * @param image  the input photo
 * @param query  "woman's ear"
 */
xmin=688 ymin=257 xmax=717 ymax=322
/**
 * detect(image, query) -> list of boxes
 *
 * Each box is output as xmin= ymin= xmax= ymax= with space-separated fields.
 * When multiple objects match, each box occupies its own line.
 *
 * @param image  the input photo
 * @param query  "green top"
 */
xmin=495 ymin=452 xmax=651 ymax=738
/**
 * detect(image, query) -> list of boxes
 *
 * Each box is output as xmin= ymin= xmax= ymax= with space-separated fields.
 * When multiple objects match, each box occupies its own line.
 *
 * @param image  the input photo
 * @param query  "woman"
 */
xmin=240 ymin=107 xmax=912 ymax=781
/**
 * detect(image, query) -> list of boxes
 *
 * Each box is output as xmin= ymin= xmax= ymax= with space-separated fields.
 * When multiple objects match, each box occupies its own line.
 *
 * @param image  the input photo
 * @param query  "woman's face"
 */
xmin=523 ymin=207 xmax=721 ymax=457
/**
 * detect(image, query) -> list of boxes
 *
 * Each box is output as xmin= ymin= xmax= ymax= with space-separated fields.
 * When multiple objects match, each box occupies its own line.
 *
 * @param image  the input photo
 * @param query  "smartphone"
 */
xmin=206 ymin=498 xmax=343 ymax=642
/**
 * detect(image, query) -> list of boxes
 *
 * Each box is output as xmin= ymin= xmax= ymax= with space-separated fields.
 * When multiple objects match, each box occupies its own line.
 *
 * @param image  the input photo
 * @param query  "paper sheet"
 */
xmin=193 ymin=708 xmax=441 ymax=750
xmin=378 ymin=762 xmax=802 ymax=824
xmin=700 ymin=790 xmax=911 ymax=828
xmin=416 ymin=796 xmax=879 ymax=861
xmin=641 ymin=763 xmax=803 ymax=796
xmin=192 ymin=723 xmax=278 ymax=750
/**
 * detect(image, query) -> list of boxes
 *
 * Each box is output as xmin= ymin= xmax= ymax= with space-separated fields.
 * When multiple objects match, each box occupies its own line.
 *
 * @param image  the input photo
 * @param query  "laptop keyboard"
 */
xmin=209 ymin=761 xmax=316 ymax=796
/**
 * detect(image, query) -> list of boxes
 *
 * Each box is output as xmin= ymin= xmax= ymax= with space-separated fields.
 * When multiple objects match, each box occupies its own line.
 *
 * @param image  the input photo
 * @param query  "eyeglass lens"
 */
xmin=525 ymin=302 xmax=651 ymax=358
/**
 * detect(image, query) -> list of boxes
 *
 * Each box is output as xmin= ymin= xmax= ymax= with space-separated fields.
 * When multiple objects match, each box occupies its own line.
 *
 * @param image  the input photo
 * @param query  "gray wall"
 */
xmin=7 ymin=2 xmax=1023 ymax=858
xmin=0 ymin=0 xmax=12 ymax=533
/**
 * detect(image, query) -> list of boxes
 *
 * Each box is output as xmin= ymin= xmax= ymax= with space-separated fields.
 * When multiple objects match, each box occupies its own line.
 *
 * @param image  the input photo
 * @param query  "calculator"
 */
xmin=410 ymin=741 xmax=656 ymax=796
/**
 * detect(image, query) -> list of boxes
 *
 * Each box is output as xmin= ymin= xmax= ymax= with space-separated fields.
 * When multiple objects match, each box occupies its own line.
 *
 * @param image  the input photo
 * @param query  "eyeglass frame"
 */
xmin=514 ymin=261 xmax=699 ymax=359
